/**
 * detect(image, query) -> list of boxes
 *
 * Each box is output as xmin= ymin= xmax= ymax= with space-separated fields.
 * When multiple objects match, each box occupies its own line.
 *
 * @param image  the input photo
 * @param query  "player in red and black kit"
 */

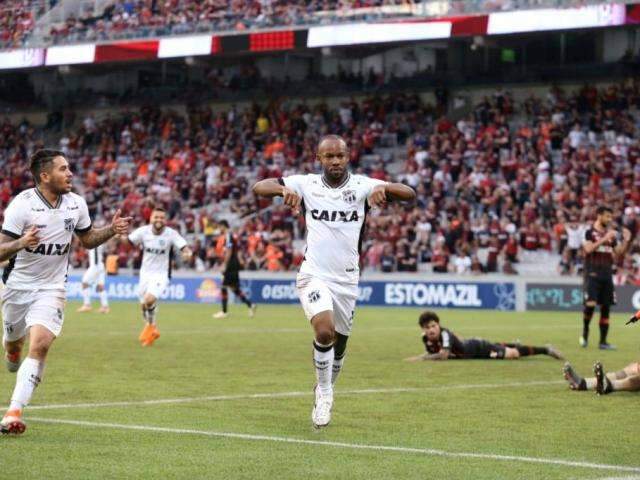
xmin=212 ymin=220 xmax=256 ymax=319
xmin=580 ymin=206 xmax=631 ymax=350
xmin=404 ymin=311 xmax=563 ymax=361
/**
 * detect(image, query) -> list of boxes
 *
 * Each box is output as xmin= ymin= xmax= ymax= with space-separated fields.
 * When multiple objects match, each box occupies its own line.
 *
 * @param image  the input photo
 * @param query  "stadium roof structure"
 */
xmin=0 ymin=2 xmax=634 ymax=71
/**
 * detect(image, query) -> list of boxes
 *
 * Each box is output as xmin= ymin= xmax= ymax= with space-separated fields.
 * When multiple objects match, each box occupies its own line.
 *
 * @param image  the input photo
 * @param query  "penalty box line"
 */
xmin=29 ymin=380 xmax=564 ymax=411
xmin=27 ymin=416 xmax=640 ymax=474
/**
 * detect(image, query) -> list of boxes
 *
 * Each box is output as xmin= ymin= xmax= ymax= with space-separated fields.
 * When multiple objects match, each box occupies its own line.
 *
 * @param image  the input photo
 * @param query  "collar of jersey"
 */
xmin=34 ymin=187 xmax=62 ymax=209
xmin=321 ymin=173 xmax=350 ymax=189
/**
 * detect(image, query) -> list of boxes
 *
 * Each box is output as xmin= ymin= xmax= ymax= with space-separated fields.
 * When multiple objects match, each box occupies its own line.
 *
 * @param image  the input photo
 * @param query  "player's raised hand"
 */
xmin=111 ymin=209 xmax=133 ymax=235
xmin=622 ymin=227 xmax=632 ymax=243
xmin=368 ymin=185 xmax=387 ymax=208
xmin=281 ymin=186 xmax=301 ymax=215
xmin=181 ymin=247 xmax=193 ymax=261
xmin=19 ymin=226 xmax=39 ymax=250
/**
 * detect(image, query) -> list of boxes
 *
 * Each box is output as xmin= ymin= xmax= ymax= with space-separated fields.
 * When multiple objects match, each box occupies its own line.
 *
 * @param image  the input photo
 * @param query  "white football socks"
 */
xmin=82 ymin=287 xmax=91 ymax=306
xmin=99 ymin=290 xmax=109 ymax=308
xmin=9 ymin=357 xmax=44 ymax=412
xmin=313 ymin=342 xmax=334 ymax=395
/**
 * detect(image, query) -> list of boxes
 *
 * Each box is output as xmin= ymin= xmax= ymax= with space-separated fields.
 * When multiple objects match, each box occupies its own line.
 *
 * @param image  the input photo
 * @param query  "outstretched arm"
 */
xmin=404 ymin=350 xmax=450 ymax=362
xmin=76 ymin=209 xmax=132 ymax=249
xmin=252 ymin=178 xmax=301 ymax=214
xmin=369 ymin=183 xmax=416 ymax=207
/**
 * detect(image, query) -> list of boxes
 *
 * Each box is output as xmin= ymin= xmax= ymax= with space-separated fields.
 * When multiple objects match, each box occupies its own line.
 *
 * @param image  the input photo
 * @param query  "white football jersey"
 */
xmin=1 ymin=188 xmax=92 ymax=291
xmin=128 ymin=225 xmax=187 ymax=278
xmin=281 ymin=173 xmax=385 ymax=284
xmin=87 ymin=244 xmax=105 ymax=268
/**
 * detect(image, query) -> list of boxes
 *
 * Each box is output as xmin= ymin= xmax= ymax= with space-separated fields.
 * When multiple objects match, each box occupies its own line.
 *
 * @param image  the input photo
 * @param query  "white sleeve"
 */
xmin=75 ymin=196 xmax=92 ymax=233
xmin=1 ymin=197 xmax=25 ymax=238
xmin=279 ymin=175 xmax=306 ymax=196
xmin=172 ymin=230 xmax=188 ymax=250
xmin=364 ymin=176 xmax=387 ymax=196
xmin=128 ymin=227 xmax=144 ymax=245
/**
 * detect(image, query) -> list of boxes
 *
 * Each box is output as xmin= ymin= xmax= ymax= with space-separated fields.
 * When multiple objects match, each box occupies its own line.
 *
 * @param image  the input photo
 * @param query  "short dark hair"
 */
xmin=151 ymin=206 xmax=166 ymax=214
xmin=596 ymin=206 xmax=613 ymax=216
xmin=318 ymin=134 xmax=348 ymax=149
xmin=30 ymin=149 xmax=65 ymax=184
xmin=219 ymin=220 xmax=230 ymax=228
xmin=418 ymin=311 xmax=440 ymax=327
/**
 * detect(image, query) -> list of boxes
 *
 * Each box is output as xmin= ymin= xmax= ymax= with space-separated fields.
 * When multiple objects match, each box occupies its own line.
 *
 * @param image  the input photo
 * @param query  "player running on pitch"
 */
xmin=580 ymin=206 xmax=631 ymax=350
xmin=253 ymin=134 xmax=415 ymax=429
xmin=0 ymin=149 xmax=131 ymax=434
xmin=405 ymin=311 xmax=564 ymax=361
xmin=126 ymin=207 xmax=192 ymax=347
xmin=76 ymin=243 xmax=110 ymax=313
xmin=212 ymin=220 xmax=255 ymax=319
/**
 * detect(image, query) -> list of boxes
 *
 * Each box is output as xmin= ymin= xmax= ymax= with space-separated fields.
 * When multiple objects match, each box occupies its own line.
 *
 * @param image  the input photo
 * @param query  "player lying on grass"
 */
xmin=404 ymin=311 xmax=564 ymax=361
xmin=563 ymin=361 xmax=640 ymax=394
xmin=563 ymin=309 xmax=640 ymax=394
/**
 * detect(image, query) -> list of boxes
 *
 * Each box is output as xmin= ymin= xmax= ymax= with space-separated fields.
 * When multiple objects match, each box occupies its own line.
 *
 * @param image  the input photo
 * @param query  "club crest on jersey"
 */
xmin=342 ymin=189 xmax=356 ymax=203
xmin=159 ymin=239 xmax=166 ymax=247
xmin=64 ymin=218 xmax=75 ymax=232
xmin=308 ymin=290 xmax=321 ymax=303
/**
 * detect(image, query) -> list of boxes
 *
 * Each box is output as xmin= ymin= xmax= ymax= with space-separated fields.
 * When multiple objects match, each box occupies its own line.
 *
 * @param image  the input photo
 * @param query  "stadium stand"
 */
xmin=2 ymin=78 xmax=640 ymax=279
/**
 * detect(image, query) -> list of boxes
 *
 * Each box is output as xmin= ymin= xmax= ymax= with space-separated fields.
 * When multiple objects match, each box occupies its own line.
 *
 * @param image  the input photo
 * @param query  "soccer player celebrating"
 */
xmin=580 ymin=206 xmax=631 ymax=350
xmin=76 ymin=243 xmax=110 ymax=313
xmin=212 ymin=220 xmax=255 ymax=319
xmin=405 ymin=310 xmax=564 ymax=361
xmin=252 ymin=135 xmax=415 ymax=428
xmin=126 ymin=208 xmax=192 ymax=347
xmin=0 ymin=149 xmax=131 ymax=434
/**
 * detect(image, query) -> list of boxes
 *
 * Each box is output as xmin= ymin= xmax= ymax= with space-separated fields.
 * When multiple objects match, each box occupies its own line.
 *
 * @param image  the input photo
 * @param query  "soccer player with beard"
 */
xmin=405 ymin=311 xmax=564 ymax=361
xmin=126 ymin=208 xmax=192 ymax=347
xmin=0 ymin=149 xmax=131 ymax=434
xmin=580 ymin=206 xmax=631 ymax=350
xmin=253 ymin=135 xmax=415 ymax=428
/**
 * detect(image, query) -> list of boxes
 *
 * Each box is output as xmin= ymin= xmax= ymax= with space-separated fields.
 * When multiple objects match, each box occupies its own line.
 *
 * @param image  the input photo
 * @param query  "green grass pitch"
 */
xmin=1 ymin=302 xmax=639 ymax=479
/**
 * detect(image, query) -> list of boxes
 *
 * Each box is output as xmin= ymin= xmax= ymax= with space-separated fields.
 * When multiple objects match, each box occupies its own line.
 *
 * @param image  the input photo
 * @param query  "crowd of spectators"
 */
xmin=0 ymin=0 xmax=52 ymax=50
xmin=45 ymin=0 xmax=415 ymax=46
xmin=4 ymin=79 xmax=640 ymax=280
xmin=2 ymin=0 xmax=601 ymax=49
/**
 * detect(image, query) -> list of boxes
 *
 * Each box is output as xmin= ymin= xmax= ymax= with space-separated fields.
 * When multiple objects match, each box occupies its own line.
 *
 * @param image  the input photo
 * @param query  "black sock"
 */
xmin=234 ymin=289 xmax=252 ymax=308
xmin=599 ymin=304 xmax=610 ymax=344
xmin=599 ymin=321 xmax=609 ymax=345
xmin=517 ymin=346 xmax=548 ymax=356
xmin=221 ymin=288 xmax=228 ymax=313
xmin=583 ymin=305 xmax=595 ymax=340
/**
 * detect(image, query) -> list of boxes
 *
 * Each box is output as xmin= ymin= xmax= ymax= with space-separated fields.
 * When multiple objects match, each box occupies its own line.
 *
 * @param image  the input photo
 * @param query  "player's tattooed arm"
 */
xmin=369 ymin=183 xmax=416 ymax=207
xmin=76 ymin=209 xmax=132 ymax=249
xmin=0 ymin=227 xmax=39 ymax=262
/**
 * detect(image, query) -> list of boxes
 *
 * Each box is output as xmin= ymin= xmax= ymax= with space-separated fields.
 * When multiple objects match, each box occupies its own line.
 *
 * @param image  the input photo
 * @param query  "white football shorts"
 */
xmin=138 ymin=274 xmax=169 ymax=302
xmin=82 ymin=265 xmax=106 ymax=286
xmin=2 ymin=288 xmax=66 ymax=342
xmin=296 ymin=273 xmax=358 ymax=336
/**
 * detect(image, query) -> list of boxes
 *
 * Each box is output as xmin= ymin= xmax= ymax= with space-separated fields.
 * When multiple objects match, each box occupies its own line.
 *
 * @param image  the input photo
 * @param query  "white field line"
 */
xmin=29 ymin=380 xmax=564 ymax=411
xmin=27 ymin=416 xmax=640 ymax=474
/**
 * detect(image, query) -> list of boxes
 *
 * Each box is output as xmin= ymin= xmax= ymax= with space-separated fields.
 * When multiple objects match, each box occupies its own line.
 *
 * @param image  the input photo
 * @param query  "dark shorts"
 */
xmin=222 ymin=270 xmax=240 ymax=288
xmin=583 ymin=274 xmax=615 ymax=305
xmin=461 ymin=339 xmax=506 ymax=359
